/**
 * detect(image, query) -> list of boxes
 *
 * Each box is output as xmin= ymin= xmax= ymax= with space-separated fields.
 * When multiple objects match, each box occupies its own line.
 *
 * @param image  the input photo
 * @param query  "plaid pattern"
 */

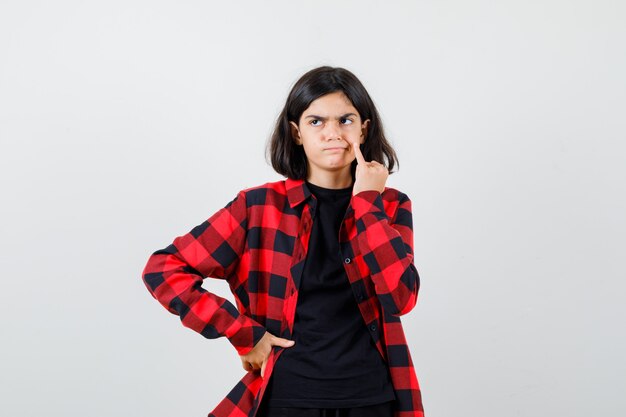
xmin=142 ymin=177 xmax=424 ymax=417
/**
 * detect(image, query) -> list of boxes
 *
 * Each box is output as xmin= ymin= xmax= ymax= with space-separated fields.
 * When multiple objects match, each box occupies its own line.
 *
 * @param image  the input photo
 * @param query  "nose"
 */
xmin=323 ymin=121 xmax=342 ymax=140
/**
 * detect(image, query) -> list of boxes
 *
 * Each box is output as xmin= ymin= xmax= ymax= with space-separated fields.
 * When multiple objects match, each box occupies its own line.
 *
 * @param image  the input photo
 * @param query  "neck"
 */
xmin=306 ymin=169 xmax=353 ymax=190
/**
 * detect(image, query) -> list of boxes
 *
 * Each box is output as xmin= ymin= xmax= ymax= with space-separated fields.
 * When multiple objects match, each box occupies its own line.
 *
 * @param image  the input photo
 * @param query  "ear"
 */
xmin=289 ymin=121 xmax=301 ymax=145
xmin=360 ymin=119 xmax=370 ymax=144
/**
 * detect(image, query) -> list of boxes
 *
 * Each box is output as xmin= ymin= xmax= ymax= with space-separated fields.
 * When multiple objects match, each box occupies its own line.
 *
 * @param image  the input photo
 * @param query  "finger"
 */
xmin=247 ymin=361 xmax=260 ymax=372
xmin=272 ymin=336 xmax=296 ymax=348
xmin=261 ymin=358 xmax=267 ymax=378
xmin=350 ymin=139 xmax=366 ymax=165
xmin=370 ymin=160 xmax=386 ymax=170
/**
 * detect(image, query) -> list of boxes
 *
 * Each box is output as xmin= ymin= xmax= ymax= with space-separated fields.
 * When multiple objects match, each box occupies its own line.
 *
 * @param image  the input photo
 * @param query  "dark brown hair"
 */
xmin=265 ymin=66 xmax=399 ymax=181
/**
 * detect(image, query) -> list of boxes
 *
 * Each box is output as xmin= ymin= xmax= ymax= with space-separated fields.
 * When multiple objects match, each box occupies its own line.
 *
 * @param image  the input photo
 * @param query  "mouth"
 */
xmin=324 ymin=147 xmax=346 ymax=151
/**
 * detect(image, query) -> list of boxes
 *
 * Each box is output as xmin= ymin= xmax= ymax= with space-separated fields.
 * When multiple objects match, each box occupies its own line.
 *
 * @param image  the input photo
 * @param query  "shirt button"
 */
xmin=357 ymin=294 xmax=364 ymax=301
xmin=369 ymin=324 xmax=377 ymax=332
xmin=344 ymin=257 xmax=351 ymax=264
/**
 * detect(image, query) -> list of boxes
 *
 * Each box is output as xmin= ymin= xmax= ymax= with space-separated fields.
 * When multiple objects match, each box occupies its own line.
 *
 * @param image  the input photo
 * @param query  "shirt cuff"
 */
xmin=228 ymin=314 xmax=267 ymax=356
xmin=351 ymin=190 xmax=389 ymax=221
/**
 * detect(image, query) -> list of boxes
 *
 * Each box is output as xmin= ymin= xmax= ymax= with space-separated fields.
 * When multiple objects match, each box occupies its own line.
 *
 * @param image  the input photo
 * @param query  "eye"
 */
xmin=341 ymin=118 xmax=354 ymax=125
xmin=310 ymin=119 xmax=322 ymax=126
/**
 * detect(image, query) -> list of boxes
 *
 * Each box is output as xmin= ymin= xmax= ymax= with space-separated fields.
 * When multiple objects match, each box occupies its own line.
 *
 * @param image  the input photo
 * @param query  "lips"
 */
xmin=325 ymin=147 xmax=346 ymax=150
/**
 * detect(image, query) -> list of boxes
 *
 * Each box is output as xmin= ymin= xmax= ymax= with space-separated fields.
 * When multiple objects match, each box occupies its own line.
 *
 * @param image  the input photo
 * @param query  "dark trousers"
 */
xmin=256 ymin=399 xmax=395 ymax=417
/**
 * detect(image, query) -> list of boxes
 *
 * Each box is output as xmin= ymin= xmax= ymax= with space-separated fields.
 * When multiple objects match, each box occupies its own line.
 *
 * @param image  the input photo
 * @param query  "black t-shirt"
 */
xmin=264 ymin=180 xmax=396 ymax=408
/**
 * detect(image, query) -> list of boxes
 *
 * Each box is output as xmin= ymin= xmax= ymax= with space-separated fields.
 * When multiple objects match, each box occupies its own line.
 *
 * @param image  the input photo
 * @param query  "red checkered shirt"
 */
xmin=142 ymin=177 xmax=424 ymax=417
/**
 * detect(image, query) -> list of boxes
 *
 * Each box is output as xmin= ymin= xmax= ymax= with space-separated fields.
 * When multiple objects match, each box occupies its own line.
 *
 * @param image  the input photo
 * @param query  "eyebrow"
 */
xmin=303 ymin=113 xmax=358 ymax=120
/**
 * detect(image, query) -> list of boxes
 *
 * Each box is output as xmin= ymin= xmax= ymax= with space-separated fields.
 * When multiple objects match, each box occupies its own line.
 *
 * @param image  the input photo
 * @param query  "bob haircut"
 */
xmin=266 ymin=66 xmax=399 ymax=181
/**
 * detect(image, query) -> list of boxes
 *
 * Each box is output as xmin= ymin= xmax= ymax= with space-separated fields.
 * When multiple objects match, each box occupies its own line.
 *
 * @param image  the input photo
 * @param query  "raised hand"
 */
xmin=239 ymin=331 xmax=295 ymax=378
xmin=350 ymin=138 xmax=389 ymax=195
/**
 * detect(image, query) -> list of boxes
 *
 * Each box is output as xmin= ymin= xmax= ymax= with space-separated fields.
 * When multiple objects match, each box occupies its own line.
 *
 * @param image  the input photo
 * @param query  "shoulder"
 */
xmin=237 ymin=179 xmax=289 ymax=206
xmin=239 ymin=179 xmax=286 ymax=194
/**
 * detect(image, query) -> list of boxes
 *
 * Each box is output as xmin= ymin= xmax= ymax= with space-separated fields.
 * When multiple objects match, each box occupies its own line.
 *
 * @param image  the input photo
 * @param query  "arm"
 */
xmin=141 ymin=190 xmax=267 ymax=356
xmin=351 ymin=189 xmax=420 ymax=316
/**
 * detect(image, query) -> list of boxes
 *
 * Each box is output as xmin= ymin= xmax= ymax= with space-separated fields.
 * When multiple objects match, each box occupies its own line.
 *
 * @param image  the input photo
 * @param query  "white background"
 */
xmin=1 ymin=1 xmax=624 ymax=416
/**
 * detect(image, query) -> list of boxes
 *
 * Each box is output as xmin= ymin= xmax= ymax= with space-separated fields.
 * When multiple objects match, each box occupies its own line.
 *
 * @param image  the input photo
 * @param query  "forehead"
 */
xmin=303 ymin=91 xmax=358 ymax=115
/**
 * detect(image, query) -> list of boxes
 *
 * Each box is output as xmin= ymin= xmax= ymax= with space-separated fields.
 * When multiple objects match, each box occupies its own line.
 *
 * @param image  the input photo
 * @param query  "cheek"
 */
xmin=301 ymin=143 xmax=319 ymax=160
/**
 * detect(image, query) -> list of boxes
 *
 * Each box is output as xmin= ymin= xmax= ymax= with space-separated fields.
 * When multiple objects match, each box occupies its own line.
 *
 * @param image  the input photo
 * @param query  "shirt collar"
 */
xmin=285 ymin=177 xmax=313 ymax=209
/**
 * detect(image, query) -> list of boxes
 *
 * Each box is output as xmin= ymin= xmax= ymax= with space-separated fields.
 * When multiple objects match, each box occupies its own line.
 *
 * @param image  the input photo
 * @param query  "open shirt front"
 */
xmin=142 ymin=177 xmax=424 ymax=417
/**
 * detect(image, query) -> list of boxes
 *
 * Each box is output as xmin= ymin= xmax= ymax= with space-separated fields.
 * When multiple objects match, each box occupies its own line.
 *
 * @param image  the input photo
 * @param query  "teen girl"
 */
xmin=142 ymin=66 xmax=424 ymax=417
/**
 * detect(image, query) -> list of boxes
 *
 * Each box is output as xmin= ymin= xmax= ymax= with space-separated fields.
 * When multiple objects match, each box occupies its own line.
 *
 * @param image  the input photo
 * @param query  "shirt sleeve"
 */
xmin=351 ymin=189 xmax=420 ymax=316
xmin=141 ymin=190 xmax=267 ymax=356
